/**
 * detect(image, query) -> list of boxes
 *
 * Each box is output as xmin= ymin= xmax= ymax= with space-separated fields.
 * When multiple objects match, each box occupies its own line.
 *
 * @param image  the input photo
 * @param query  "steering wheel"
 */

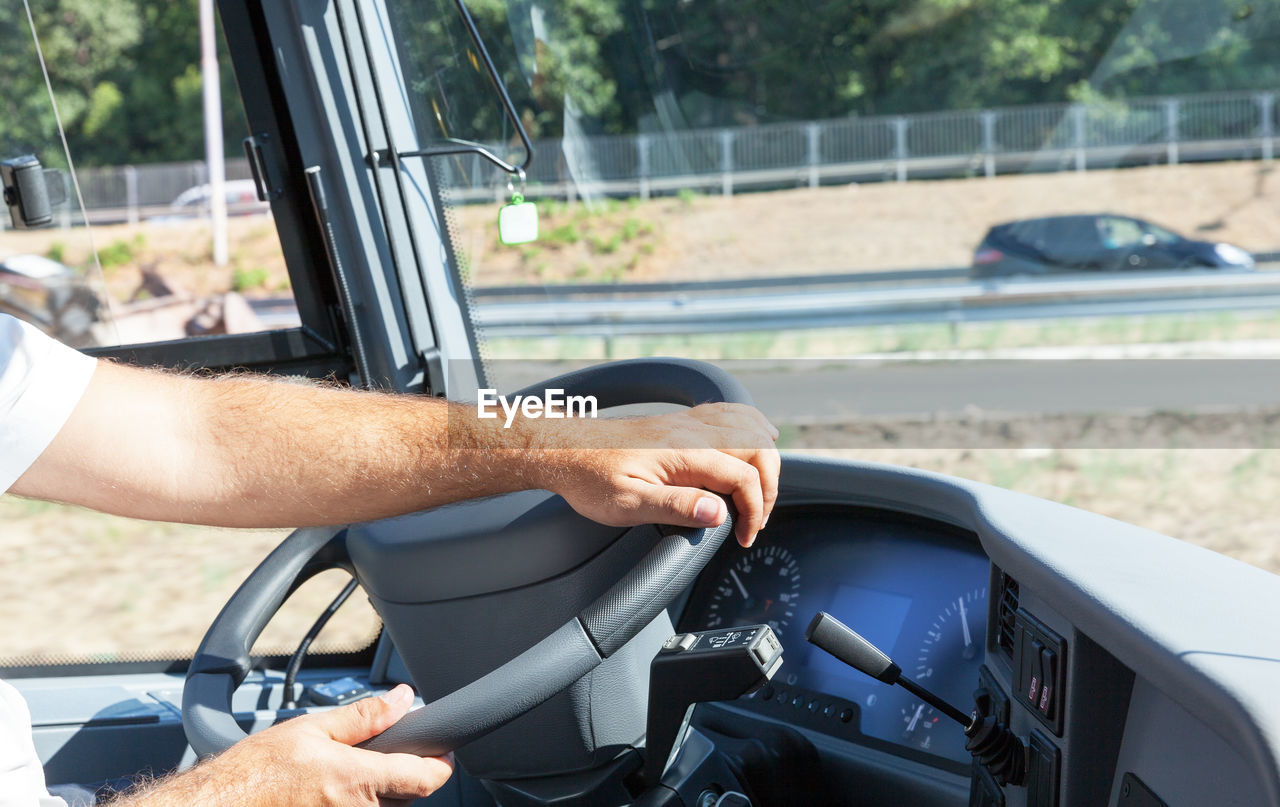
xmin=182 ymin=357 xmax=752 ymax=759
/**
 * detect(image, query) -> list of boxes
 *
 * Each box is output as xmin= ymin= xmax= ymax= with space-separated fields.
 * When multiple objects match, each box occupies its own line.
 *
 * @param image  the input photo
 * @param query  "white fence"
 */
xmin=68 ymin=88 xmax=1280 ymax=221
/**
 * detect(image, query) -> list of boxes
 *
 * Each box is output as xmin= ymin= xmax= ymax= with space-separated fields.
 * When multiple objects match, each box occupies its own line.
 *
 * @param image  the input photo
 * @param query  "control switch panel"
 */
xmin=1013 ymin=611 xmax=1066 ymax=735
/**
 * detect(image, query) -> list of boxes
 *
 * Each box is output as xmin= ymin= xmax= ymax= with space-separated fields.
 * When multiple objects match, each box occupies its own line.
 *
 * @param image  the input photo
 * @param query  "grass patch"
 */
xmin=231 ymin=266 xmax=271 ymax=292
xmin=492 ymin=196 xmax=664 ymax=284
xmin=97 ymin=234 xmax=145 ymax=270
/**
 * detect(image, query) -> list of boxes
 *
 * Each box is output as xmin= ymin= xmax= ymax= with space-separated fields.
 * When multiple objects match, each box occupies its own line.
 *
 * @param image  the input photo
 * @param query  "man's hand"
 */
xmin=530 ymin=403 xmax=781 ymax=547
xmin=117 ymin=685 xmax=452 ymax=807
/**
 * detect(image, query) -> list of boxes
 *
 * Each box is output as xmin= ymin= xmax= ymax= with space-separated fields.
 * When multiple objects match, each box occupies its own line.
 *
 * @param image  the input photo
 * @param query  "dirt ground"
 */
xmin=1 ymin=410 xmax=1277 ymax=663
xmin=3 ymin=161 xmax=1278 ymax=300
xmin=454 ymin=161 xmax=1280 ymax=285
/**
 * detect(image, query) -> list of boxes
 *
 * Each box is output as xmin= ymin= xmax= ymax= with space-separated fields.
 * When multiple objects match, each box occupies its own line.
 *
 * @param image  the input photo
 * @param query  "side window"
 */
xmin=0 ymin=5 xmax=297 ymax=353
xmin=1099 ymin=217 xmax=1144 ymax=249
xmin=0 ymin=9 xmax=373 ymax=673
xmin=1041 ymin=218 xmax=1099 ymax=260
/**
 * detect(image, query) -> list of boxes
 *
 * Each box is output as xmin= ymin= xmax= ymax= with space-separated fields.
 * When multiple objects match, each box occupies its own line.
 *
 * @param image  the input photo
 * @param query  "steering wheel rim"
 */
xmin=182 ymin=358 xmax=752 ymax=759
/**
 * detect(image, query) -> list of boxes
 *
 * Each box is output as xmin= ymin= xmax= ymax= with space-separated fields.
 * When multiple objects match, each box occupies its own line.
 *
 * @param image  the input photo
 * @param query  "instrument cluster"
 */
xmin=678 ymin=507 xmax=990 ymax=767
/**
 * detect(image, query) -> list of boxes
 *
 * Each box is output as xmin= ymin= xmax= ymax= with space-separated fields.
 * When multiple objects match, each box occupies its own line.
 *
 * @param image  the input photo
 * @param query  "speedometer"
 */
xmin=704 ymin=545 xmax=801 ymax=641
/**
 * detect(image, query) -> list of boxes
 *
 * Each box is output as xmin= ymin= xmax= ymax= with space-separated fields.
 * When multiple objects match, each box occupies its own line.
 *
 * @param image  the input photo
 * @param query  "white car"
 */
xmin=169 ymin=179 xmax=269 ymax=217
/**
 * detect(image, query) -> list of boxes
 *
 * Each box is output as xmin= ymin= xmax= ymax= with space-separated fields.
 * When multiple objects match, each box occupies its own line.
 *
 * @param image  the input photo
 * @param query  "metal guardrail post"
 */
xmin=720 ymin=129 xmax=735 ymax=196
xmin=893 ymin=117 xmax=909 ymax=182
xmin=1164 ymin=98 xmax=1179 ymax=165
xmin=1072 ymin=105 xmax=1087 ymax=172
xmin=806 ymin=122 xmax=821 ymax=188
xmin=637 ymin=134 xmax=651 ymax=200
xmin=1259 ymin=93 xmax=1275 ymax=163
xmin=981 ymin=111 xmax=997 ymax=178
xmin=124 ymin=165 xmax=139 ymax=225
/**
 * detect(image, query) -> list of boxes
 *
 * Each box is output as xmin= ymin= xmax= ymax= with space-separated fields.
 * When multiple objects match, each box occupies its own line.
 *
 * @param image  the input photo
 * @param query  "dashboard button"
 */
xmin=839 ymin=707 xmax=854 ymax=723
xmin=1038 ymin=647 xmax=1057 ymax=717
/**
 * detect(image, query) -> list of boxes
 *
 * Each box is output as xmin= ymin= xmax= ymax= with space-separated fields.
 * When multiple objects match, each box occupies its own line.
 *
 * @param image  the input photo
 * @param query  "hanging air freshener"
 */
xmin=498 ymin=167 xmax=538 ymax=245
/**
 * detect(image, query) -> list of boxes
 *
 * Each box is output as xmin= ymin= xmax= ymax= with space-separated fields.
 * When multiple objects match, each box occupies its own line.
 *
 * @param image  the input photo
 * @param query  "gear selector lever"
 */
xmin=806 ymin=611 xmax=1027 ymax=786
xmin=643 ymin=624 xmax=783 ymax=788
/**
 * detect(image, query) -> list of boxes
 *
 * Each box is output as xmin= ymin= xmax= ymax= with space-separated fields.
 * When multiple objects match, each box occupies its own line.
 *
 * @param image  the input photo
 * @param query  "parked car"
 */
xmin=168 ymin=178 xmax=270 ymax=217
xmin=972 ymin=213 xmax=1255 ymax=277
xmin=0 ymin=253 xmax=101 ymax=346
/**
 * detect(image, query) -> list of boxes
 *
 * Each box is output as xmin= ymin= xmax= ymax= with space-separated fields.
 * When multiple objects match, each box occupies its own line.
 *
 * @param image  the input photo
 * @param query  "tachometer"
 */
xmin=704 ymin=545 xmax=801 ymax=640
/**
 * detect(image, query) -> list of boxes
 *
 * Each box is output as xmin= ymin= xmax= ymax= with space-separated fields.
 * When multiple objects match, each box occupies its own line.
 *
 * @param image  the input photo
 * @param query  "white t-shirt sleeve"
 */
xmin=0 ymin=681 xmax=66 ymax=807
xmin=0 ymin=314 xmax=97 ymax=495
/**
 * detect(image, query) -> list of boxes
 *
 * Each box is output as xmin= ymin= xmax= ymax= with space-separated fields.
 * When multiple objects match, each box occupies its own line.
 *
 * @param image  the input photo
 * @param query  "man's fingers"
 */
xmin=667 ymin=452 xmax=766 ymax=547
xmin=357 ymin=749 xmax=455 ymax=800
xmin=696 ymin=433 xmax=780 ymax=530
xmin=309 ymin=684 xmax=415 ymax=745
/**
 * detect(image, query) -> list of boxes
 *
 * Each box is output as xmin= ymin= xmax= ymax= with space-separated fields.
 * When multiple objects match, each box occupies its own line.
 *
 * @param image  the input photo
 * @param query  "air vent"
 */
xmin=995 ymin=570 xmax=1020 ymax=661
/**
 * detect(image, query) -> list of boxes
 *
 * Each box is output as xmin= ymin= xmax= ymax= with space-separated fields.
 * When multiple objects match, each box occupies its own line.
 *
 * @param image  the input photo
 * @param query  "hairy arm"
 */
xmin=12 ymin=361 xmax=780 ymax=544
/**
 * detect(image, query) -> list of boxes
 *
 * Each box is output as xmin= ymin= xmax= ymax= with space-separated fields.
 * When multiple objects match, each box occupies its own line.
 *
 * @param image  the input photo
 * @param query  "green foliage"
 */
xmin=46 ymin=241 xmax=66 ymax=264
xmin=546 ymin=223 xmax=582 ymax=245
xmin=231 ymin=266 xmax=271 ymax=292
xmin=587 ymin=232 xmax=621 ymax=254
xmin=0 ymin=0 xmax=242 ymax=167
xmin=97 ymin=237 xmax=136 ymax=269
xmin=9 ymin=0 xmax=1280 ymax=170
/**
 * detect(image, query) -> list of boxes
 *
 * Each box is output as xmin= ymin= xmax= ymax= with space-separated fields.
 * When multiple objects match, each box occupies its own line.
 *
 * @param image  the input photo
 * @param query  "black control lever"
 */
xmin=643 ymin=625 xmax=783 ymax=788
xmin=806 ymin=611 xmax=1026 ymax=786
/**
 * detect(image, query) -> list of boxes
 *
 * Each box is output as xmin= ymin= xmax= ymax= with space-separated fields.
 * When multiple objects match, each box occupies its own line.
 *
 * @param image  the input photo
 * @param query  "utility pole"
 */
xmin=200 ymin=0 xmax=228 ymax=267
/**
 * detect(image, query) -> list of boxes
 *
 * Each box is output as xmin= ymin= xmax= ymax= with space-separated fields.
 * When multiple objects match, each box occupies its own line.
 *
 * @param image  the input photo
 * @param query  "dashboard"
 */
xmin=677 ymin=507 xmax=990 ymax=772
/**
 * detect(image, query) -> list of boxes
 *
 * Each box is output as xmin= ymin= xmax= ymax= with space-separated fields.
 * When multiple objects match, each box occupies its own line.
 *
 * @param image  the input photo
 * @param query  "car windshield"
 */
xmin=380 ymin=0 xmax=1280 ymax=572
xmin=3 ymin=0 xmax=1279 ymax=672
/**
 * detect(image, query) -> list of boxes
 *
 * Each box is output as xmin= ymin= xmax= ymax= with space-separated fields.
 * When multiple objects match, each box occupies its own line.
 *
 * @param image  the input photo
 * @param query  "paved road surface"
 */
xmin=734 ymin=359 xmax=1280 ymax=421
xmin=490 ymin=358 xmax=1280 ymax=421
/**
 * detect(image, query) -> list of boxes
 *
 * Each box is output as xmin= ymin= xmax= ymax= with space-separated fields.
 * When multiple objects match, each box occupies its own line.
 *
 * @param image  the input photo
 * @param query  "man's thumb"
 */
xmin=312 ymin=683 xmax=415 ymax=745
xmin=642 ymin=485 xmax=726 ymax=529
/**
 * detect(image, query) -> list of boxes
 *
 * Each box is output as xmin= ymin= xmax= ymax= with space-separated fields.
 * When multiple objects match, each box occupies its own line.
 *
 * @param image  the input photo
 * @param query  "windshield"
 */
xmin=3 ymin=0 xmax=1279 ymax=675
xmin=381 ymin=0 xmax=1280 ymax=579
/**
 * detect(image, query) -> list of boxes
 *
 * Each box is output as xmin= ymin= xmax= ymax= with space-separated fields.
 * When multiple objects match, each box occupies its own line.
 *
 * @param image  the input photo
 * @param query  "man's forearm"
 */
xmin=14 ymin=360 xmax=780 ymax=544
xmin=12 ymin=362 xmax=550 ymax=527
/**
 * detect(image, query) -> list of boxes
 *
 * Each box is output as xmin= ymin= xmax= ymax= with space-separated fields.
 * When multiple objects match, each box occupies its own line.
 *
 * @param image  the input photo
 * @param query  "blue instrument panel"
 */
xmin=678 ymin=507 xmax=990 ymax=767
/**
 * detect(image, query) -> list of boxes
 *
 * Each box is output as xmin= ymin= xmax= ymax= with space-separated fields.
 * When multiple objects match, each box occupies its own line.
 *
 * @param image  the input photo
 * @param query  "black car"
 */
xmin=972 ymin=213 xmax=1255 ymax=277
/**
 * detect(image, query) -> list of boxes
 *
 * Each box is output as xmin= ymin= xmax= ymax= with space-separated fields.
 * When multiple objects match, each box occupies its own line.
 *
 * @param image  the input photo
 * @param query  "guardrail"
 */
xmin=470 ymin=268 xmax=1280 ymax=338
xmin=439 ymin=89 xmax=1280 ymax=201
xmin=38 ymin=88 xmax=1280 ymax=227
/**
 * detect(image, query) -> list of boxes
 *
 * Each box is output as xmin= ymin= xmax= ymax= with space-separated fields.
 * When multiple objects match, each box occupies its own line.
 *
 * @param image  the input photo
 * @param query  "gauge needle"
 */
xmin=958 ymin=597 xmax=973 ymax=648
xmin=906 ymin=704 xmax=924 ymax=733
xmin=729 ymin=569 xmax=750 ymax=600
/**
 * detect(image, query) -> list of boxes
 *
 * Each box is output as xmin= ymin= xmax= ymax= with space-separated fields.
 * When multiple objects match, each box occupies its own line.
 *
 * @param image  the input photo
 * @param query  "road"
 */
xmin=738 ymin=359 xmax=1280 ymax=421
xmin=491 ymin=358 xmax=1280 ymax=422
